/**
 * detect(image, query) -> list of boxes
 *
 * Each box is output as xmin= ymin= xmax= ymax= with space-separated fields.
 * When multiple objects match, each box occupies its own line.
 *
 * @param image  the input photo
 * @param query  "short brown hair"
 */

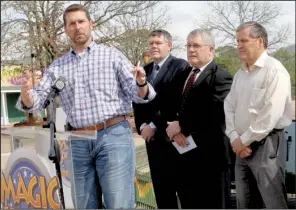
xmin=149 ymin=29 xmax=172 ymax=43
xmin=63 ymin=4 xmax=91 ymax=26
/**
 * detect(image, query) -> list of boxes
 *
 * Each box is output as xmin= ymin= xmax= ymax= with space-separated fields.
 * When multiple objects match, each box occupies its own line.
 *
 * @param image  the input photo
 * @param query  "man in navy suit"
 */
xmin=133 ymin=29 xmax=190 ymax=208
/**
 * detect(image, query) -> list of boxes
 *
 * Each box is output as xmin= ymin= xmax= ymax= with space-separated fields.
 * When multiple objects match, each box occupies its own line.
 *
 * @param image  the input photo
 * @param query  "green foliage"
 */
xmin=273 ymin=49 xmax=295 ymax=98
xmin=215 ymin=57 xmax=241 ymax=76
xmin=215 ymin=46 xmax=241 ymax=76
xmin=215 ymin=45 xmax=295 ymax=97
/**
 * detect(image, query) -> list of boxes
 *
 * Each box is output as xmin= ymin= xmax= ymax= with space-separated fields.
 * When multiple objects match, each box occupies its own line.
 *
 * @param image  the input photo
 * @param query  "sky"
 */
xmin=2 ymin=1 xmax=295 ymax=60
xmin=160 ymin=1 xmax=296 ymax=59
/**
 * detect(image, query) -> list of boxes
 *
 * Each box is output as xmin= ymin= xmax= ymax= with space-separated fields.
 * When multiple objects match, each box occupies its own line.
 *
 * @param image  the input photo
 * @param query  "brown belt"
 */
xmin=73 ymin=115 xmax=127 ymax=131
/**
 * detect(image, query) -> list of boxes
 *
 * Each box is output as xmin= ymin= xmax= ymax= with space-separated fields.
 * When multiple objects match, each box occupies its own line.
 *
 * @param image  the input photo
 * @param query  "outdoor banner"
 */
xmin=1 ymin=128 xmax=75 ymax=209
xmin=1 ymin=148 xmax=62 ymax=209
xmin=1 ymin=65 xmax=42 ymax=87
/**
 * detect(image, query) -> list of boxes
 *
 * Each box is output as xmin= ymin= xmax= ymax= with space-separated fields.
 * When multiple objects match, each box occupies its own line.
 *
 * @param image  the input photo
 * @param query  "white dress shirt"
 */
xmin=224 ymin=51 xmax=293 ymax=146
xmin=183 ymin=59 xmax=213 ymax=92
xmin=142 ymin=58 xmax=213 ymax=133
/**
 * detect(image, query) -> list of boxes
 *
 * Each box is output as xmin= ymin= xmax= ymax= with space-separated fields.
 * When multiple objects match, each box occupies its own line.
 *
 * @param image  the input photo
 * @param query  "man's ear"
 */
xmin=90 ymin=20 xmax=94 ymax=30
xmin=168 ymin=42 xmax=173 ymax=52
xmin=209 ymin=44 xmax=215 ymax=52
xmin=258 ymin=37 xmax=264 ymax=49
xmin=64 ymin=25 xmax=69 ymax=37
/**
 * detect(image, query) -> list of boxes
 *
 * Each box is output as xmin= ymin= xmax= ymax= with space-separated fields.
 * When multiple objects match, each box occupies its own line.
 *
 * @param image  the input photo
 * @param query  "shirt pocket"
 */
xmin=248 ymin=87 xmax=266 ymax=114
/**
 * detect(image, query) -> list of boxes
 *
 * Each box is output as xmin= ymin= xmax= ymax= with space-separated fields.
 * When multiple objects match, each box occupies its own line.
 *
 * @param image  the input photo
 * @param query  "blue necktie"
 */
xmin=149 ymin=64 xmax=160 ymax=85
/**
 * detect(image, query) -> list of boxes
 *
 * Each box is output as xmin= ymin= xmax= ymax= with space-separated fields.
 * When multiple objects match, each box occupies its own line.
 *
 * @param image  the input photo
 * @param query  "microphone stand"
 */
xmin=47 ymin=96 xmax=65 ymax=209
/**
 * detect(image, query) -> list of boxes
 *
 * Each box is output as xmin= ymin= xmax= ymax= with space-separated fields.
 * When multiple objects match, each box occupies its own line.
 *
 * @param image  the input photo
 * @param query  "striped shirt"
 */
xmin=16 ymin=42 xmax=156 ymax=128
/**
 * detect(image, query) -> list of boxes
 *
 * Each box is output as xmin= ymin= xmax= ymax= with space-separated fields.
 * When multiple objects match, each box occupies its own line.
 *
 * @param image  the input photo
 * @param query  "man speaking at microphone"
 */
xmin=15 ymin=4 xmax=156 ymax=209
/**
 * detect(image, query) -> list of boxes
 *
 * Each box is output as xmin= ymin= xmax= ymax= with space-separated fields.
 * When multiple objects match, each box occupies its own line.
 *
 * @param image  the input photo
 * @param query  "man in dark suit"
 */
xmin=166 ymin=29 xmax=233 ymax=209
xmin=132 ymin=29 xmax=191 ymax=208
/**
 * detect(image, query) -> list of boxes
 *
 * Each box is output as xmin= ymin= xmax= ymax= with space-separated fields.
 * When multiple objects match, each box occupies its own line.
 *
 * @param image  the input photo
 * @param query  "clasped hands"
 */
xmin=231 ymin=137 xmax=252 ymax=158
xmin=166 ymin=121 xmax=187 ymax=147
xmin=141 ymin=125 xmax=154 ymax=142
xmin=141 ymin=121 xmax=187 ymax=147
xmin=166 ymin=121 xmax=253 ymax=158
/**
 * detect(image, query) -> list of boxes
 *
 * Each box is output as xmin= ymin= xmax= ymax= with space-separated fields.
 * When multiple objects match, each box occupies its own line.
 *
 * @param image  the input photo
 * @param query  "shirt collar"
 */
xmin=154 ymin=54 xmax=170 ymax=69
xmin=70 ymin=40 xmax=96 ymax=55
xmin=192 ymin=59 xmax=213 ymax=73
xmin=241 ymin=50 xmax=268 ymax=72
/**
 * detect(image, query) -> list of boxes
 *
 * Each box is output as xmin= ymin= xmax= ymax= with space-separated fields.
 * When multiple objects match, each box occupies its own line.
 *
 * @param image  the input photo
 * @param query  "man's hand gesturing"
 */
xmin=21 ymin=77 xmax=34 ymax=108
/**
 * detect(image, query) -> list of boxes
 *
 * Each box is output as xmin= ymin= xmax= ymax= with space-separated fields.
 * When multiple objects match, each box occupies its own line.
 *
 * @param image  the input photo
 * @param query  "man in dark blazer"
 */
xmin=166 ymin=29 xmax=233 ymax=209
xmin=132 ymin=29 xmax=191 ymax=208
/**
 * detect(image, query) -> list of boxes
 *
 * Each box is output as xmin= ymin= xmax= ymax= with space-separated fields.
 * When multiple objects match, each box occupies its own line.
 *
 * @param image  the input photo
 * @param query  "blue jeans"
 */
xmin=69 ymin=121 xmax=136 ymax=209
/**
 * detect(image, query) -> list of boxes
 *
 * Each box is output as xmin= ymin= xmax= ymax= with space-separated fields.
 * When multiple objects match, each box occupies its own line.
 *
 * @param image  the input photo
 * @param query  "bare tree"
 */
xmin=108 ymin=5 xmax=184 ymax=65
xmin=1 ymin=2 xmax=28 ymax=61
xmin=195 ymin=1 xmax=291 ymax=50
xmin=110 ymin=5 xmax=171 ymax=65
xmin=1 ymin=1 xmax=161 ymax=68
xmin=1 ymin=0 xmax=165 ymax=123
xmin=170 ymin=36 xmax=185 ymax=57
xmin=1 ymin=1 xmax=67 ymax=69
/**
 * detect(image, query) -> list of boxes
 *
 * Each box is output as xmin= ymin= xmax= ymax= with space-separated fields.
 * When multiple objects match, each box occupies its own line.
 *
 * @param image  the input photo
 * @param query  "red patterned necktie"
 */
xmin=180 ymin=68 xmax=200 ymax=111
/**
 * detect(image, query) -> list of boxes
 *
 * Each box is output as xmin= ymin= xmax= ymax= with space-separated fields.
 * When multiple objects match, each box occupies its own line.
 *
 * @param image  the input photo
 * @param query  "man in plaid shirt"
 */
xmin=16 ymin=4 xmax=156 ymax=209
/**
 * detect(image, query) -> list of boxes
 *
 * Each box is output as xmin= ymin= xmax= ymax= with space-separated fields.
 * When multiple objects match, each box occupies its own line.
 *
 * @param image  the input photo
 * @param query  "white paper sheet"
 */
xmin=172 ymin=135 xmax=197 ymax=154
xmin=55 ymin=107 xmax=67 ymax=132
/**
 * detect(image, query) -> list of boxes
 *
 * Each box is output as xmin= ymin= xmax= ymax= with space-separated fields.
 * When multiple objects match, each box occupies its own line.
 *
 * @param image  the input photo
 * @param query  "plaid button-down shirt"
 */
xmin=16 ymin=42 xmax=156 ymax=128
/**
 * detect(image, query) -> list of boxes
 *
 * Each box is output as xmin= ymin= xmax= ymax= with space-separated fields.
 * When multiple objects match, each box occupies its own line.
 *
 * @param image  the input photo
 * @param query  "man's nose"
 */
xmin=237 ymin=41 xmax=243 ymax=49
xmin=151 ymin=43 xmax=159 ymax=48
xmin=188 ymin=47 xmax=194 ymax=53
xmin=75 ymin=22 xmax=82 ymax=30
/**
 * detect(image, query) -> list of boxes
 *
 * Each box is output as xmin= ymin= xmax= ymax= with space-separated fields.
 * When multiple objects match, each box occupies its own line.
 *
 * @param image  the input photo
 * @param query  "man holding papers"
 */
xmin=132 ymin=29 xmax=191 ymax=208
xmin=166 ymin=29 xmax=233 ymax=208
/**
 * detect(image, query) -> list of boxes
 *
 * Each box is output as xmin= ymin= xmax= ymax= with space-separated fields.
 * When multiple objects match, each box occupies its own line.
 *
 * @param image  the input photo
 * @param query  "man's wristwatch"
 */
xmin=136 ymin=81 xmax=147 ymax=87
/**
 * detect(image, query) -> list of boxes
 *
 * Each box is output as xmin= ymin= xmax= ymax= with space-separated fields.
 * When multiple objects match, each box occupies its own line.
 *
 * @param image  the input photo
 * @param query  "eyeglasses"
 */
xmin=185 ymin=44 xmax=209 ymax=50
xmin=148 ymin=41 xmax=167 ymax=46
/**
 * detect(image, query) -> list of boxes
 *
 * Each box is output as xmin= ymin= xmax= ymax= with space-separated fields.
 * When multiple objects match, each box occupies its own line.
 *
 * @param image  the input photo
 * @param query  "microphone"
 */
xmin=42 ymin=76 xmax=67 ymax=109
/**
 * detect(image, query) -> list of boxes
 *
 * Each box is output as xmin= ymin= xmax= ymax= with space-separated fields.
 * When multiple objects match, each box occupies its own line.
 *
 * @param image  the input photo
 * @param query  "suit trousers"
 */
xmin=146 ymin=137 xmax=180 ymax=209
xmin=176 ymin=145 xmax=231 ymax=209
xmin=147 ymin=137 xmax=231 ymax=209
xmin=235 ymin=129 xmax=288 ymax=209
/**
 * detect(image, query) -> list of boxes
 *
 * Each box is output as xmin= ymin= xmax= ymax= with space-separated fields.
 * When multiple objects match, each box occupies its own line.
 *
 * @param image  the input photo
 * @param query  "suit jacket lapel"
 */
xmin=153 ymin=55 xmax=173 ymax=86
xmin=144 ymin=63 xmax=154 ymax=84
xmin=193 ymin=60 xmax=215 ymax=88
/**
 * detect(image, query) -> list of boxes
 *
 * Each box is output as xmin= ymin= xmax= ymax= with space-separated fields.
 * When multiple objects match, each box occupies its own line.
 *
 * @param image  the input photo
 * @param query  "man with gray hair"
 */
xmin=166 ymin=29 xmax=233 ymax=208
xmin=224 ymin=21 xmax=292 ymax=208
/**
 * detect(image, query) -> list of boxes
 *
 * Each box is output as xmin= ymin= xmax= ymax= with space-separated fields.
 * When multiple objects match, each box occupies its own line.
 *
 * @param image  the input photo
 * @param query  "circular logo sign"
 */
xmin=1 ymin=148 xmax=61 ymax=209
